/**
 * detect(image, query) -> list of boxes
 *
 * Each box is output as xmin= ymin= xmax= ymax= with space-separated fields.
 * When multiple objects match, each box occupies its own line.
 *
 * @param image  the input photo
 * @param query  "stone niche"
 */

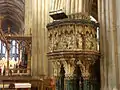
xmin=47 ymin=13 xmax=100 ymax=90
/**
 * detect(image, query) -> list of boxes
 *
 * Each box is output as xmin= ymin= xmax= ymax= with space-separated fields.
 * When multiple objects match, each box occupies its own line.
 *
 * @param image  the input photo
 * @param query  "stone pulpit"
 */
xmin=47 ymin=13 xmax=100 ymax=90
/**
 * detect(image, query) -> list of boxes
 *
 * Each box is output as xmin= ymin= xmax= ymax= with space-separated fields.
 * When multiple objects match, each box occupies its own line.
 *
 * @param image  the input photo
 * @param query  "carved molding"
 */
xmin=47 ymin=17 xmax=100 ymax=79
xmin=47 ymin=20 xmax=98 ymax=53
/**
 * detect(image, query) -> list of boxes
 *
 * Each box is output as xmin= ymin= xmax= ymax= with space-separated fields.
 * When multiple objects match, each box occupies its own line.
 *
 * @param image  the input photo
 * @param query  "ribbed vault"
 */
xmin=0 ymin=0 xmax=24 ymax=33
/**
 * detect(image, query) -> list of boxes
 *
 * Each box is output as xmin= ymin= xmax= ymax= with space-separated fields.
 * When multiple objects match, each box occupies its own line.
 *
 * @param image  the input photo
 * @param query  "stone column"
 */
xmin=98 ymin=0 xmax=107 ymax=90
xmin=74 ymin=0 xmax=82 ymax=13
xmin=82 ymin=0 xmax=92 ymax=14
xmin=115 ymin=0 xmax=120 ymax=89
xmin=50 ymin=0 xmax=83 ymax=15
xmin=98 ymin=0 xmax=118 ymax=90
xmin=31 ymin=0 xmax=38 ymax=77
xmin=107 ymin=1 xmax=118 ymax=89
xmin=31 ymin=0 xmax=50 ymax=77
xmin=38 ymin=0 xmax=50 ymax=77
xmin=25 ymin=0 xmax=32 ymax=35
xmin=70 ymin=0 xmax=83 ymax=14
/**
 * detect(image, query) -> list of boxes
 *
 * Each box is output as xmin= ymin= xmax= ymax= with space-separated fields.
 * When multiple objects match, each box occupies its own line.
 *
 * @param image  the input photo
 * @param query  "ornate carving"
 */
xmin=48 ymin=29 xmax=53 ymax=52
xmin=47 ymin=17 xmax=100 ymax=82
xmin=47 ymin=22 xmax=98 ymax=52
xmin=84 ymin=26 xmax=97 ymax=51
xmin=76 ymin=25 xmax=83 ymax=50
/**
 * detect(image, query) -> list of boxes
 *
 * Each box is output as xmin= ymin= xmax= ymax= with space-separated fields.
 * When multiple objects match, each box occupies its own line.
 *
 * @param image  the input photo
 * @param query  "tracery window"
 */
xmin=0 ymin=36 xmax=31 ymax=75
xmin=10 ymin=40 xmax=19 ymax=61
xmin=0 ymin=0 xmax=31 ymax=76
xmin=0 ymin=40 xmax=19 ymax=69
xmin=0 ymin=41 xmax=6 ymax=60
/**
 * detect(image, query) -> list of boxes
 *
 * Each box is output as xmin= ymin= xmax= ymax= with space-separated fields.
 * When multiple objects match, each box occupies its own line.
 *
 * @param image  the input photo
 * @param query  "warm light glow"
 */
xmin=0 ymin=84 xmax=9 ymax=88
xmin=15 ymin=83 xmax=31 ymax=88
xmin=0 ymin=83 xmax=31 ymax=88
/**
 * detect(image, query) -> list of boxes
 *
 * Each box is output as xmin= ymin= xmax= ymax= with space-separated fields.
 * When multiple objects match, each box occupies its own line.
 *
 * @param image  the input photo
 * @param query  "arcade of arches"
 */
xmin=0 ymin=0 xmax=119 ymax=90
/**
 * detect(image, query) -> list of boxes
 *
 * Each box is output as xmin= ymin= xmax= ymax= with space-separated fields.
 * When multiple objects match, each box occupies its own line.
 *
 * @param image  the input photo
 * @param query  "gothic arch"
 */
xmin=0 ymin=0 xmax=25 ymax=33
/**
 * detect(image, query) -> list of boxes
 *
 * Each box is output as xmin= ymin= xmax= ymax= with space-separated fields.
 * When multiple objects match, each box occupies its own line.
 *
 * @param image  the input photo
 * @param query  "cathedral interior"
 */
xmin=0 ymin=0 xmax=119 ymax=90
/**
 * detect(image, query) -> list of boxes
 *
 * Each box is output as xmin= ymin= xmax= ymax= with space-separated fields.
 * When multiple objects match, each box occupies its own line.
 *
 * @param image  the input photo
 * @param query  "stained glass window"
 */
xmin=10 ymin=40 xmax=19 ymax=61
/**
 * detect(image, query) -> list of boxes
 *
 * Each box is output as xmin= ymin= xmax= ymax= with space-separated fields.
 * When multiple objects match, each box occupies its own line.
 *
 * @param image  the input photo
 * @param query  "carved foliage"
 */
xmin=76 ymin=55 xmax=99 ymax=79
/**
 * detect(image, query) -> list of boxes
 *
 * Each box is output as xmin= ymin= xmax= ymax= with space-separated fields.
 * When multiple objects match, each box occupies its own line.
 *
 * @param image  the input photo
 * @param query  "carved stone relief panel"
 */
xmin=48 ymin=24 xmax=78 ymax=51
xmin=48 ymin=29 xmax=53 ymax=52
xmin=47 ymin=18 xmax=100 ymax=79
xmin=84 ymin=26 xmax=97 ymax=51
xmin=48 ymin=24 xmax=98 ymax=52
xmin=75 ymin=25 xmax=84 ymax=50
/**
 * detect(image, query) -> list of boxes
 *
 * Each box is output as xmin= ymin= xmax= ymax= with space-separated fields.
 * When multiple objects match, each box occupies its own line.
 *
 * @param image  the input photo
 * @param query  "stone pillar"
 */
xmin=50 ymin=0 xmax=83 ymax=15
xmin=38 ymin=0 xmax=49 ymax=77
xmin=98 ymin=0 xmax=118 ymax=90
xmin=30 ymin=0 xmax=50 ymax=77
xmin=31 ymin=0 xmax=38 ymax=77
xmin=115 ymin=0 xmax=120 ymax=89
xmin=82 ymin=0 xmax=93 ymax=14
xmin=98 ymin=0 xmax=107 ymax=90
xmin=25 ymin=0 xmax=32 ymax=35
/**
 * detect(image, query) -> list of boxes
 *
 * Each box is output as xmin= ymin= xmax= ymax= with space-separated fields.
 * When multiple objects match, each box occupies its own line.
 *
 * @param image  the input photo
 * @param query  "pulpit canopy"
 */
xmin=49 ymin=9 xmax=68 ymax=20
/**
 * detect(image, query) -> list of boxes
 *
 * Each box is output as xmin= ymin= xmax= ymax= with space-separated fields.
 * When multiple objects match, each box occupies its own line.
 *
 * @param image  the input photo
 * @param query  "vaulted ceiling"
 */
xmin=0 ymin=0 xmax=97 ymax=33
xmin=0 ymin=0 xmax=24 ymax=33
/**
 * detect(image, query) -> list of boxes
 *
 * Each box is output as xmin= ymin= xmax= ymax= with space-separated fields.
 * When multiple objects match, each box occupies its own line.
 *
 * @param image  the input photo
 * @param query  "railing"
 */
xmin=0 ymin=68 xmax=31 ymax=76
